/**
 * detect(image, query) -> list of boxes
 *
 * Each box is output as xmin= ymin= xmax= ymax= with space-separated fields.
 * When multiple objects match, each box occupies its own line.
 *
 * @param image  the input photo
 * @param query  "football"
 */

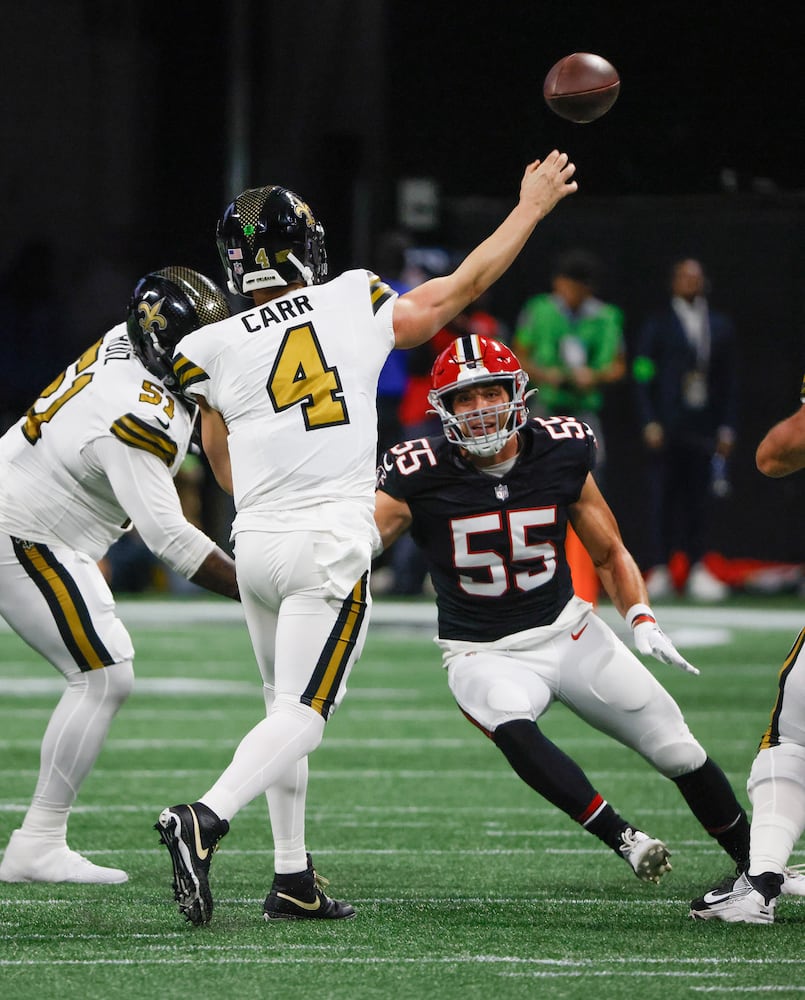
xmin=543 ymin=53 xmax=620 ymax=123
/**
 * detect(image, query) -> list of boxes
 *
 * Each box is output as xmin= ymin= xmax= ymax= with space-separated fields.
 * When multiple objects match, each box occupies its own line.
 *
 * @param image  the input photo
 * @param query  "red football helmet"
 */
xmin=428 ymin=335 xmax=530 ymax=456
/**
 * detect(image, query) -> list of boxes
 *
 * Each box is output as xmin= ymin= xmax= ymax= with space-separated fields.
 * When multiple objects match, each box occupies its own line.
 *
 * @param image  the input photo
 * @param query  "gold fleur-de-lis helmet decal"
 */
xmin=137 ymin=298 xmax=168 ymax=335
xmin=288 ymin=191 xmax=315 ymax=228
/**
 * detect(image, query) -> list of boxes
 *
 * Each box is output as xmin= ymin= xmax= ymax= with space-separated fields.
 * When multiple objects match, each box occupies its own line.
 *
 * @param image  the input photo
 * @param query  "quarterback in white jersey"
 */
xmin=0 ymin=268 xmax=239 ymax=886
xmin=155 ymin=154 xmax=578 ymax=926
xmin=175 ymin=268 xmax=394 ymax=543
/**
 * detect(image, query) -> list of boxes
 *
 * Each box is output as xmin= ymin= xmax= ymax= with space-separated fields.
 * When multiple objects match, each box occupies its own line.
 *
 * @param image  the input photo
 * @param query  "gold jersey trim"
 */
xmin=110 ymin=413 xmax=178 ymax=466
xmin=12 ymin=538 xmax=115 ymax=671
xmin=758 ymin=627 xmax=805 ymax=750
xmin=368 ymin=274 xmax=394 ymax=315
xmin=301 ymin=572 xmax=368 ymax=719
xmin=173 ymin=353 xmax=210 ymax=392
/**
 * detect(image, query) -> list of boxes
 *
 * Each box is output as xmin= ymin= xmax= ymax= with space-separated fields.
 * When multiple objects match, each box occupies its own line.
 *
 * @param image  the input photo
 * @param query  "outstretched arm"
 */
xmin=756 ymin=403 xmax=805 ymax=477
xmin=392 ymin=151 xmax=577 ymax=349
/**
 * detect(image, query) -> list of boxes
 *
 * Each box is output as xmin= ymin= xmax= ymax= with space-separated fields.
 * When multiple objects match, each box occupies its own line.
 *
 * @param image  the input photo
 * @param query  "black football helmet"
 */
xmin=216 ymin=185 xmax=327 ymax=297
xmin=126 ymin=266 xmax=230 ymax=389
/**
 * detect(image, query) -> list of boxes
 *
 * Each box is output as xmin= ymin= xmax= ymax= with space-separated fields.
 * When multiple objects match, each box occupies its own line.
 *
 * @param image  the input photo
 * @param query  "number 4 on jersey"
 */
xmin=266 ymin=323 xmax=349 ymax=430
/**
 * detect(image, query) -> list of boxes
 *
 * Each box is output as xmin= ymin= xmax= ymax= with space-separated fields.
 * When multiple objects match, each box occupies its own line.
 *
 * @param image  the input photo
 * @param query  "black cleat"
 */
xmin=263 ymin=853 xmax=356 ymax=921
xmin=155 ymin=802 xmax=229 ymax=926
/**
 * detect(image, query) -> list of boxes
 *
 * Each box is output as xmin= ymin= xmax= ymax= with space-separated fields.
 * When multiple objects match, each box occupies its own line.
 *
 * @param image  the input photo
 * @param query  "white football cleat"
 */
xmin=689 ymin=870 xmax=782 ymax=924
xmin=618 ymin=827 xmax=672 ymax=883
xmin=0 ymin=829 xmax=128 ymax=884
xmin=781 ymin=863 xmax=805 ymax=896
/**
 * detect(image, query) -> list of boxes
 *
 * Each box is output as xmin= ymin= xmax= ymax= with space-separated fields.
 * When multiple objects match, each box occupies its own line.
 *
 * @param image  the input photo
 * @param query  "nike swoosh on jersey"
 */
xmin=188 ymin=805 xmax=209 ymax=860
xmin=275 ymin=891 xmax=321 ymax=911
xmin=571 ymin=624 xmax=589 ymax=641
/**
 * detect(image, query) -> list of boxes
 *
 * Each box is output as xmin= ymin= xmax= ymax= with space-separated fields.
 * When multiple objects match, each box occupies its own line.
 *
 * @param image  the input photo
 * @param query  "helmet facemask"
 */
xmin=428 ymin=334 xmax=531 ymax=457
xmin=429 ymin=372 xmax=529 ymax=456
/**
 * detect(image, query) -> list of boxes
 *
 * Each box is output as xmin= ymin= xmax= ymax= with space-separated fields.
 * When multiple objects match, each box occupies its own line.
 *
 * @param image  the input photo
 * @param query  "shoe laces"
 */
xmin=784 ymin=863 xmax=805 ymax=876
xmin=312 ymin=867 xmax=330 ymax=893
xmin=618 ymin=828 xmax=642 ymax=856
xmin=712 ymin=872 xmax=742 ymax=894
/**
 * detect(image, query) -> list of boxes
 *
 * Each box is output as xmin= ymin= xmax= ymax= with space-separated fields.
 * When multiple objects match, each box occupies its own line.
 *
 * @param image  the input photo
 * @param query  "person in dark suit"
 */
xmin=632 ymin=258 xmax=738 ymax=600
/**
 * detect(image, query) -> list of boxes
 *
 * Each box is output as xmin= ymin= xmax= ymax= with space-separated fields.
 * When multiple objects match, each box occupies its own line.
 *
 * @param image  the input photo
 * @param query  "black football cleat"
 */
xmin=155 ymin=802 xmax=229 ymax=926
xmin=263 ymin=853 xmax=356 ymax=921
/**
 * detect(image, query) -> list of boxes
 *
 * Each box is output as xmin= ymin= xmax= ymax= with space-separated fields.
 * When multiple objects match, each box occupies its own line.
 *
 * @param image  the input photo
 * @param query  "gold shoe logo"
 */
xmin=187 ymin=805 xmax=209 ymax=861
xmin=275 ymin=891 xmax=321 ymax=912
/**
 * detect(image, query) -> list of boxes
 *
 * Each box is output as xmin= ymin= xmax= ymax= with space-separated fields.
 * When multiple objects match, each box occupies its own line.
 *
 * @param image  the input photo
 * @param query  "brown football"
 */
xmin=543 ymin=52 xmax=620 ymax=123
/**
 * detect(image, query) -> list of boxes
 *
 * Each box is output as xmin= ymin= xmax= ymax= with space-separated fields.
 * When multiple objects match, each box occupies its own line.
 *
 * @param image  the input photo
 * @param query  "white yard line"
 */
xmin=0 ymin=598 xmax=801 ymax=633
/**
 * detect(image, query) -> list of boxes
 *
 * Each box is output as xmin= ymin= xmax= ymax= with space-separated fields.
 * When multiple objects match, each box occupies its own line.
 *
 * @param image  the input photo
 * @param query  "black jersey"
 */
xmin=376 ymin=416 xmax=596 ymax=641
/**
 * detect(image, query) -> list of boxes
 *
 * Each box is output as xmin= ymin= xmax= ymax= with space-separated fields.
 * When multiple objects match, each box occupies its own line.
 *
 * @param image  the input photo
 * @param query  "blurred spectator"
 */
xmin=513 ymin=248 xmax=626 ymax=486
xmin=513 ymin=249 xmax=625 ymax=605
xmin=374 ymin=230 xmax=413 ymax=459
xmin=632 ymin=258 xmax=738 ymax=601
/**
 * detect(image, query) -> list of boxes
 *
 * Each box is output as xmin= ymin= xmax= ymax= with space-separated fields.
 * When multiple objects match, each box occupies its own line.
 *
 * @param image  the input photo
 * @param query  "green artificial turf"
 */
xmin=1 ymin=597 xmax=803 ymax=999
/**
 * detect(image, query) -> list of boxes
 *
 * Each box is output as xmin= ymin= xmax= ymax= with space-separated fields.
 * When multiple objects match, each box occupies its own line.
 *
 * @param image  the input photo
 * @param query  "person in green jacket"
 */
xmin=513 ymin=248 xmax=625 ymax=484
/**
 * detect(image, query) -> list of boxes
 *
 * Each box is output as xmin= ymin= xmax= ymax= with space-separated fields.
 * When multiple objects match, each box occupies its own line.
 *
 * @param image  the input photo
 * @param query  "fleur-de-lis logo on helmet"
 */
xmin=288 ymin=192 xmax=315 ymax=229
xmin=137 ymin=298 xmax=168 ymax=334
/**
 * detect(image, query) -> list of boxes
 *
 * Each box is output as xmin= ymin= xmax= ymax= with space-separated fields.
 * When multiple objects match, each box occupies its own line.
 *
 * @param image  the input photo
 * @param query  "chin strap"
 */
xmin=286 ymin=252 xmax=314 ymax=286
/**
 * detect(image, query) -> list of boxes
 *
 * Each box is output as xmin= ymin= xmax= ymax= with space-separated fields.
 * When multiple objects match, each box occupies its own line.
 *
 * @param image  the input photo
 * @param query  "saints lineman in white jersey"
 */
xmin=0 ymin=268 xmax=239 ymax=885
xmin=154 ymin=152 xmax=578 ymax=925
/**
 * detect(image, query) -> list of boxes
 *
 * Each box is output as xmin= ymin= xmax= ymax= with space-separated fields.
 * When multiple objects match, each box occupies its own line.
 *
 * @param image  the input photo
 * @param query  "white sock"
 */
xmin=268 ymin=755 xmax=309 ymax=874
xmin=257 ymin=685 xmax=310 ymax=874
xmin=747 ymin=744 xmax=805 ymax=875
xmin=20 ymin=661 xmax=134 ymax=839
xmin=201 ymin=701 xmax=324 ymax=823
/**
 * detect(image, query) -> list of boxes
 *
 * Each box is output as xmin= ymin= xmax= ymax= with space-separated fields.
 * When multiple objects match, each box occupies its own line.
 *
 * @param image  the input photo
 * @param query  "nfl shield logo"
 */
xmin=494 ymin=483 xmax=509 ymax=501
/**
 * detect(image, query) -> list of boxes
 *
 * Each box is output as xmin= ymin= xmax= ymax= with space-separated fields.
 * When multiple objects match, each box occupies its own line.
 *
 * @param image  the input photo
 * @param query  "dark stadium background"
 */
xmin=3 ymin=0 xmax=805 ymax=568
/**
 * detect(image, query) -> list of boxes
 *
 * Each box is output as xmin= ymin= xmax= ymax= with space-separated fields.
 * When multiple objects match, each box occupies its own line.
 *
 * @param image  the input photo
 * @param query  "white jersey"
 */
xmin=0 ymin=325 xmax=196 ymax=560
xmin=174 ymin=269 xmax=396 ymax=535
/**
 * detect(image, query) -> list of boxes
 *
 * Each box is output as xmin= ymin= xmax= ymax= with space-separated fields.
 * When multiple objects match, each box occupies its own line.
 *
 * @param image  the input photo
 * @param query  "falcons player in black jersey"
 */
xmin=375 ymin=334 xmax=750 ymax=884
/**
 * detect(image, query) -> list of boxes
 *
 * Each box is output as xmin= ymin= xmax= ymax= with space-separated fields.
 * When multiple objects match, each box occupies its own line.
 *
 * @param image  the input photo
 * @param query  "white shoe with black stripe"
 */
xmin=690 ymin=870 xmax=782 ymax=924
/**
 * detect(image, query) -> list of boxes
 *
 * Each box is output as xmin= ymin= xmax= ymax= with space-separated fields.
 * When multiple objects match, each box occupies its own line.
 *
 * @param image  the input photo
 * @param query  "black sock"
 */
xmin=493 ymin=719 xmax=633 ymax=853
xmin=584 ymin=805 xmax=634 ymax=855
xmin=672 ymin=757 xmax=750 ymax=869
